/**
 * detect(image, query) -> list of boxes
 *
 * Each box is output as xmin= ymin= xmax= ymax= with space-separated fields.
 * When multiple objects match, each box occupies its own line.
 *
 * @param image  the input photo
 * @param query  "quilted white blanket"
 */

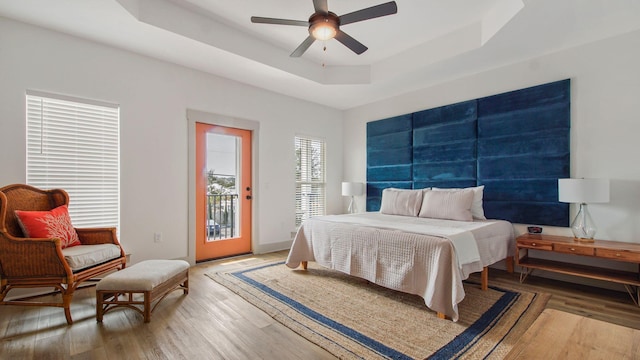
xmin=285 ymin=213 xmax=514 ymax=321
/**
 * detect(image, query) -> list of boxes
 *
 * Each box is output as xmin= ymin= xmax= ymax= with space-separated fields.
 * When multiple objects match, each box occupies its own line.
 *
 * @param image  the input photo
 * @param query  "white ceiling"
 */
xmin=1 ymin=0 xmax=639 ymax=109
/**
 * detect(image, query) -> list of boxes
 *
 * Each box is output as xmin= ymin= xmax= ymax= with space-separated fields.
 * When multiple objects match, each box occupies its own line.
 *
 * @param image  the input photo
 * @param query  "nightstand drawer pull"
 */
xmin=570 ymin=248 xmax=576 ymax=251
xmin=532 ymin=243 xmax=536 ymax=246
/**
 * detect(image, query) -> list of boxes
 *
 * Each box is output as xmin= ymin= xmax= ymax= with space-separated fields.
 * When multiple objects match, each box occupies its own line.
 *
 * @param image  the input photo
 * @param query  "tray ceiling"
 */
xmin=1 ymin=0 xmax=639 ymax=109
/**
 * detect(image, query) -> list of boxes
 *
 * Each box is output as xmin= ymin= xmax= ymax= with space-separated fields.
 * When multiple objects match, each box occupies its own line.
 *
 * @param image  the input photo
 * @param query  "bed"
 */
xmin=286 ymin=187 xmax=515 ymax=321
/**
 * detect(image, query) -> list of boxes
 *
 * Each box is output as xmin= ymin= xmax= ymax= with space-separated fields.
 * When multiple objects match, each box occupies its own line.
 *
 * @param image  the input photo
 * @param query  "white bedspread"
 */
xmin=285 ymin=212 xmax=514 ymax=321
xmin=314 ymin=213 xmax=486 ymax=268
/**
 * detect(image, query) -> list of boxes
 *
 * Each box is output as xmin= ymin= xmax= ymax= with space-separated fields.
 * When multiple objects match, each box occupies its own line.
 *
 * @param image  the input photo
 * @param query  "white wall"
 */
xmin=0 ymin=18 xmax=343 ymax=264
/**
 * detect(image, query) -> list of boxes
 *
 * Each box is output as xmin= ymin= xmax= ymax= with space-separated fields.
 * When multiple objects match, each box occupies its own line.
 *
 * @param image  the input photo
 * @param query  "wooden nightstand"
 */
xmin=516 ymin=233 xmax=640 ymax=305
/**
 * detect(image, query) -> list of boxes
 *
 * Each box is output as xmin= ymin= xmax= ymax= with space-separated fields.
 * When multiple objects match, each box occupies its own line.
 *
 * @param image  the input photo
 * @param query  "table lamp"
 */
xmin=342 ymin=182 xmax=364 ymax=214
xmin=558 ymin=178 xmax=609 ymax=241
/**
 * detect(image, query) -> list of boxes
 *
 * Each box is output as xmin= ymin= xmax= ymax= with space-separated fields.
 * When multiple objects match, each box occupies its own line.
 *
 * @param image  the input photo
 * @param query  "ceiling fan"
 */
xmin=251 ymin=0 xmax=398 ymax=57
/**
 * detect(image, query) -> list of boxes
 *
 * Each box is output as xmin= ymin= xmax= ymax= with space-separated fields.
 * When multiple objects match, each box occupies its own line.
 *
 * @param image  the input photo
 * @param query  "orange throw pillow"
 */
xmin=15 ymin=205 xmax=81 ymax=248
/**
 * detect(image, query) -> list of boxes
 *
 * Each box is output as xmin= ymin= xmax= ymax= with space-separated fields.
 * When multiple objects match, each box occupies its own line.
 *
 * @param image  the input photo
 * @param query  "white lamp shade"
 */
xmin=558 ymin=178 xmax=610 ymax=203
xmin=342 ymin=182 xmax=364 ymax=197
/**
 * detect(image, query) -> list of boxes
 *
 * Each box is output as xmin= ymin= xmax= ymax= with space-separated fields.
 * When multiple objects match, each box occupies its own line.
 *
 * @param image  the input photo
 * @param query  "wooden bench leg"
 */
xmin=144 ymin=291 xmax=151 ymax=323
xmin=301 ymin=261 xmax=308 ymax=270
xmin=96 ymin=291 xmax=104 ymax=322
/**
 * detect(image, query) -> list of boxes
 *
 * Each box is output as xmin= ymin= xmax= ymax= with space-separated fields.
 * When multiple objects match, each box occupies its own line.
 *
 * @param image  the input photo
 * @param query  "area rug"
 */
xmin=208 ymin=261 xmax=549 ymax=360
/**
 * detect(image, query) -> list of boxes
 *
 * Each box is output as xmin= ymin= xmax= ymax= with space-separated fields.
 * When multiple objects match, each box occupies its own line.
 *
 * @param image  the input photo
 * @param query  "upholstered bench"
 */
xmin=96 ymin=259 xmax=189 ymax=323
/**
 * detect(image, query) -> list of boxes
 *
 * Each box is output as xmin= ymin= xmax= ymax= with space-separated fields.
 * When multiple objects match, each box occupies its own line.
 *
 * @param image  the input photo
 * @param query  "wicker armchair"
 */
xmin=0 ymin=184 xmax=126 ymax=324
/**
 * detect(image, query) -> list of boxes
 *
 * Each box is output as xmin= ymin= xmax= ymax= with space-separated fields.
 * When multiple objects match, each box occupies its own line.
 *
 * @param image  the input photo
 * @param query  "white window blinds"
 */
xmin=26 ymin=91 xmax=120 ymax=230
xmin=295 ymin=135 xmax=326 ymax=226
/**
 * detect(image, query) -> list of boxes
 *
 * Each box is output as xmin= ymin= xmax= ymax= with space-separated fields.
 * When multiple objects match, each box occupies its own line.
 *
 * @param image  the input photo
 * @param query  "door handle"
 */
xmin=246 ymin=195 xmax=252 ymax=200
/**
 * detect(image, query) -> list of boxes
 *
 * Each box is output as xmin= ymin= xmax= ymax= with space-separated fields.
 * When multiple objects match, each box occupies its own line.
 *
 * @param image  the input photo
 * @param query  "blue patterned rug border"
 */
xmin=231 ymin=262 xmax=410 ymax=359
xmin=230 ymin=262 xmax=526 ymax=360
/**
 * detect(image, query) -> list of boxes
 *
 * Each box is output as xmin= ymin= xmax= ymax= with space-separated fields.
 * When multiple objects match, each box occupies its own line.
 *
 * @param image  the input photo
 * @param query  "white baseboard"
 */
xmin=254 ymin=240 xmax=293 ymax=255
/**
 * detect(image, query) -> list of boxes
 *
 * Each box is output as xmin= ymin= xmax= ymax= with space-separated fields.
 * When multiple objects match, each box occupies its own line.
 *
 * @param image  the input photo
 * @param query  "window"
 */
xmin=295 ymin=135 xmax=326 ymax=226
xmin=26 ymin=91 xmax=120 ymax=230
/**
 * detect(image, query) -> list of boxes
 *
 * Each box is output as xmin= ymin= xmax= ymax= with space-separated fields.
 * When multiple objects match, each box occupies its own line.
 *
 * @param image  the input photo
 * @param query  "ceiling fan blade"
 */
xmin=339 ymin=1 xmax=398 ymax=26
xmin=251 ymin=17 xmax=309 ymax=26
xmin=290 ymin=36 xmax=316 ymax=57
xmin=313 ymin=0 xmax=328 ymax=14
xmin=334 ymin=30 xmax=368 ymax=55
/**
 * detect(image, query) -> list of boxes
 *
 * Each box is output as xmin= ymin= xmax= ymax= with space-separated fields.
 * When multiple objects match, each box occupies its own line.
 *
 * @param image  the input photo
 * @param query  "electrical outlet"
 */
xmin=154 ymin=232 xmax=162 ymax=243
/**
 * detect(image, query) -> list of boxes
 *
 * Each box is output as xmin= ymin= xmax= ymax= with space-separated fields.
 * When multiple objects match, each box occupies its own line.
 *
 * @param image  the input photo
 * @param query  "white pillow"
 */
xmin=432 ymin=185 xmax=486 ymax=220
xmin=418 ymin=188 xmax=474 ymax=221
xmin=379 ymin=188 xmax=425 ymax=217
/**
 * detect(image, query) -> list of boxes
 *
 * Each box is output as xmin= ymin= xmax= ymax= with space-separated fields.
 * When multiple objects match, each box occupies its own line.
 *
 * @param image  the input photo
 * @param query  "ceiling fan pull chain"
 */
xmin=322 ymin=43 xmax=327 ymax=68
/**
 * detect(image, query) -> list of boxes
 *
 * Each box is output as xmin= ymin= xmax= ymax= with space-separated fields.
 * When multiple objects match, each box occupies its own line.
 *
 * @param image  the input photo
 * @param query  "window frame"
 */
xmin=25 ymin=90 xmax=120 ymax=231
xmin=295 ymin=134 xmax=326 ymax=227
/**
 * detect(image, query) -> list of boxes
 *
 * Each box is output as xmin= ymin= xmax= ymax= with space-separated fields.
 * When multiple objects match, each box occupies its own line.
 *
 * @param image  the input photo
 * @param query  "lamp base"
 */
xmin=570 ymin=203 xmax=597 ymax=240
xmin=347 ymin=196 xmax=357 ymax=214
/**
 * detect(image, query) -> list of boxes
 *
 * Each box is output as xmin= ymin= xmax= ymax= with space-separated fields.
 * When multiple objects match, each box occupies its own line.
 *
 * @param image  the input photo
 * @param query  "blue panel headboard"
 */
xmin=413 ymin=100 xmax=478 ymax=190
xmin=366 ymin=114 xmax=413 ymax=210
xmin=366 ymin=79 xmax=570 ymax=227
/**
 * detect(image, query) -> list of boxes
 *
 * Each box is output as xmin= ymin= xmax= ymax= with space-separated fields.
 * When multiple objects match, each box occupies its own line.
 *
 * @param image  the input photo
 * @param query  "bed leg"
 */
xmin=506 ymin=256 xmax=514 ymax=274
xmin=437 ymin=312 xmax=446 ymax=319
xmin=481 ymin=267 xmax=488 ymax=291
xmin=301 ymin=261 xmax=308 ymax=270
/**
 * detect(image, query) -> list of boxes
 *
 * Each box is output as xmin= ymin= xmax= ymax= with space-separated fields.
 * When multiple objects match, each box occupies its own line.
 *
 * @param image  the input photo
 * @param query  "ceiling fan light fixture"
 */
xmin=310 ymin=21 xmax=337 ymax=40
xmin=252 ymin=1 xmax=398 ymax=57
xmin=308 ymin=12 xmax=339 ymax=41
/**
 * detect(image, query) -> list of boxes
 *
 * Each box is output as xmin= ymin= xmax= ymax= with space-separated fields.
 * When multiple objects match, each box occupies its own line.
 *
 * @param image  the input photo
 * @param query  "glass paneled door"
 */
xmin=195 ymin=123 xmax=252 ymax=261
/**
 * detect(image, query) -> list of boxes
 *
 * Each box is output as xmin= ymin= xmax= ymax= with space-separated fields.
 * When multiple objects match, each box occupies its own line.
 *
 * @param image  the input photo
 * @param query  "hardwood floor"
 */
xmin=485 ymin=267 xmax=640 ymax=330
xmin=1 ymin=251 xmax=639 ymax=359
xmin=505 ymin=309 xmax=640 ymax=359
